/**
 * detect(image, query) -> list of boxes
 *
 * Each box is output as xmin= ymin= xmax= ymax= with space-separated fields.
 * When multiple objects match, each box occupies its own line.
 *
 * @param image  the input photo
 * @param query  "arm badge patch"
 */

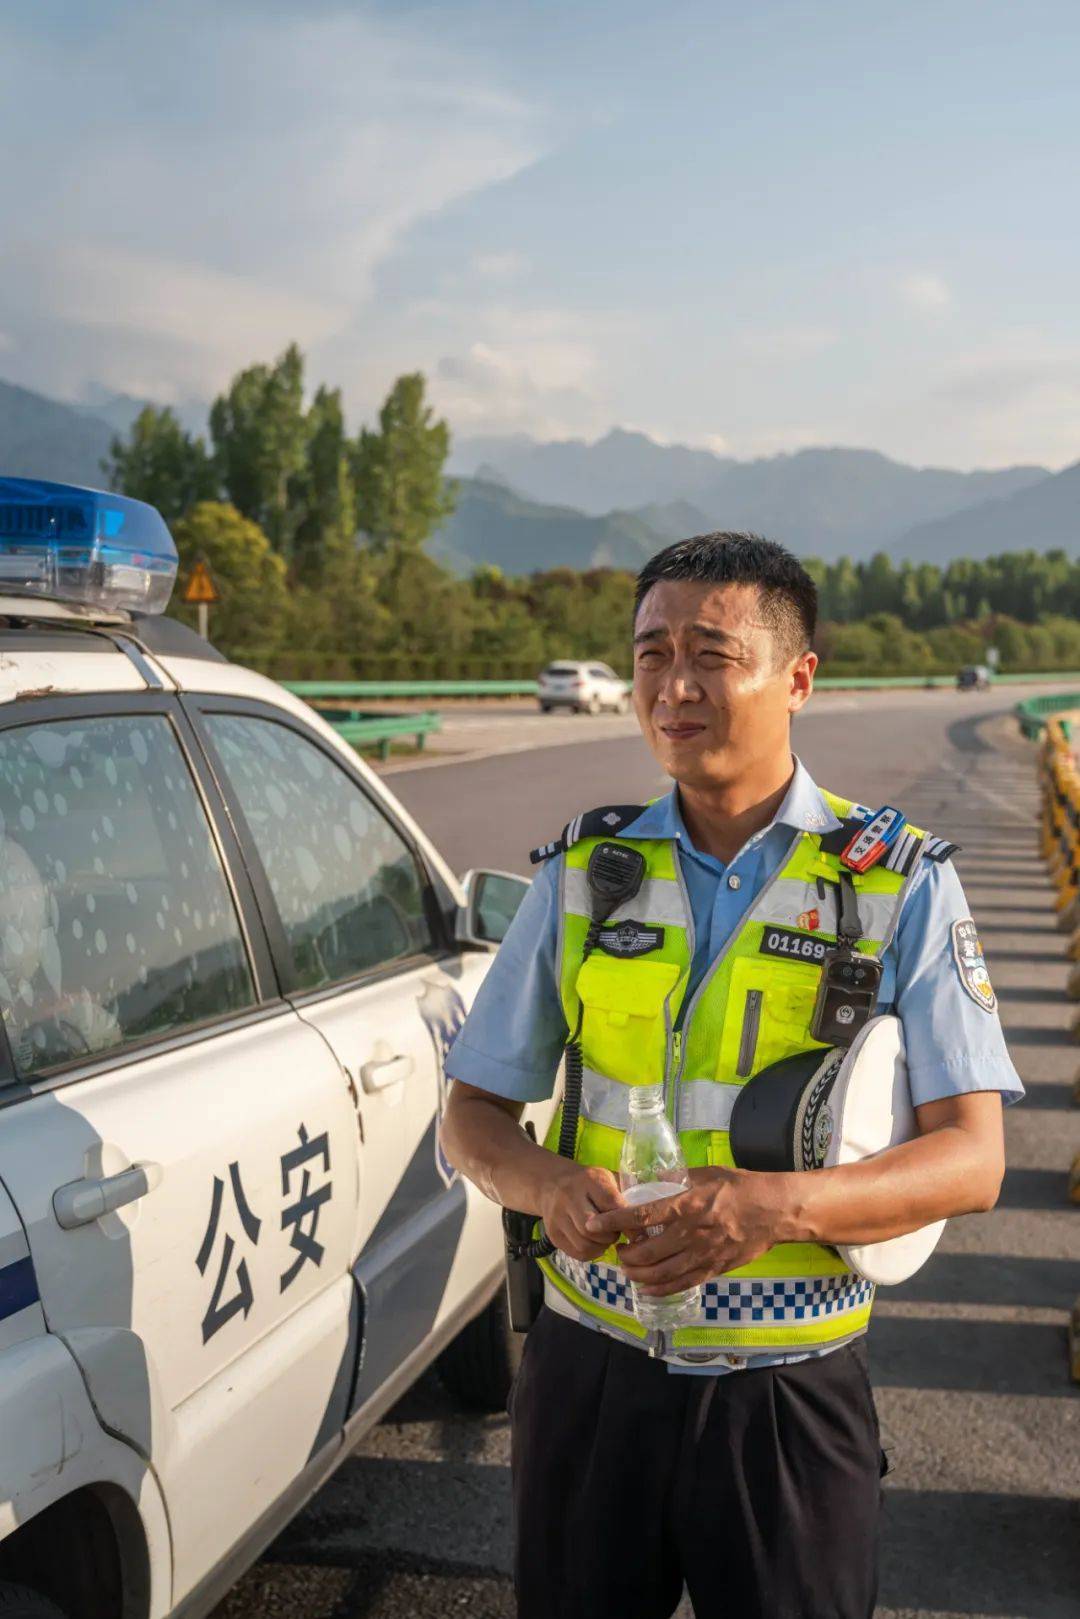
xmin=951 ymin=918 xmax=996 ymax=1012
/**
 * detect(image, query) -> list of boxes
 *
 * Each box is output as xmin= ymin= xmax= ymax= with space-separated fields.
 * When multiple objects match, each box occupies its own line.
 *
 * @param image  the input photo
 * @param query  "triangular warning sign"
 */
xmin=183 ymin=559 xmax=220 ymax=605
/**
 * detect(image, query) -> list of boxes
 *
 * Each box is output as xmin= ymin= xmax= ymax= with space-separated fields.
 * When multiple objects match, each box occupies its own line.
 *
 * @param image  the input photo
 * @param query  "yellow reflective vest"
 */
xmin=537 ymin=789 xmax=926 ymax=1362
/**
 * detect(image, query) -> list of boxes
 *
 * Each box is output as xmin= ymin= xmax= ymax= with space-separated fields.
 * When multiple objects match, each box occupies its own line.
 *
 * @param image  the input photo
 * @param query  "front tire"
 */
xmin=437 ymin=1288 xmax=522 ymax=1412
xmin=0 ymin=1585 xmax=69 ymax=1618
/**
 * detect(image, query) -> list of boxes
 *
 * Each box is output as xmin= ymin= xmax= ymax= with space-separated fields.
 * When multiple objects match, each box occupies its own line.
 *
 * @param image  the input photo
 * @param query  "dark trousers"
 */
xmin=510 ymin=1308 xmax=886 ymax=1619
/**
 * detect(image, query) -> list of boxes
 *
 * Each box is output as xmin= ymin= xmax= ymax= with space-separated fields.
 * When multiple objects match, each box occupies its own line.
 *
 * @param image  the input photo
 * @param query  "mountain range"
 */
xmin=1 ymin=376 xmax=1075 ymax=571
xmin=449 ymin=430 xmax=1056 ymax=564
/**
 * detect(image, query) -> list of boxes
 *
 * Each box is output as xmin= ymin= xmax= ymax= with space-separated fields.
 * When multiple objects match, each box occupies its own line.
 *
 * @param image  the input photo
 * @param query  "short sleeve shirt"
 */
xmin=446 ymin=758 xmax=1024 ymax=1109
xmin=445 ymin=760 xmax=1022 ymax=1377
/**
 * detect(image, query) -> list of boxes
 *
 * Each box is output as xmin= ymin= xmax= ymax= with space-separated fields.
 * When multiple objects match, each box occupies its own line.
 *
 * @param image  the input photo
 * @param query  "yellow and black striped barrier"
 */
xmin=1032 ymin=717 xmax=1080 ymax=1381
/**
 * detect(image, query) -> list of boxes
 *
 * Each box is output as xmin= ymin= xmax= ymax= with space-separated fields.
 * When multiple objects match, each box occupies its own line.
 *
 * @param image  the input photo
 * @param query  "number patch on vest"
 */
xmin=597 ymin=920 xmax=666 ymax=958
xmin=759 ymin=925 xmax=830 ymax=965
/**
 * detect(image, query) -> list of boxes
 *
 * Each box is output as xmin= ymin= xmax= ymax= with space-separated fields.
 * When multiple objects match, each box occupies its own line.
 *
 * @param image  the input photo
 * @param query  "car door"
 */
xmin=0 ymin=696 xmax=359 ymax=1604
xmin=189 ymin=699 xmax=499 ymax=1413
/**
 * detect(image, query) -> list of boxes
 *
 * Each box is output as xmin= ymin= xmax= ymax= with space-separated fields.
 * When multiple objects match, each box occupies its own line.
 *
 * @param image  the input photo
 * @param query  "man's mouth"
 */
xmin=659 ymin=721 xmax=707 ymax=740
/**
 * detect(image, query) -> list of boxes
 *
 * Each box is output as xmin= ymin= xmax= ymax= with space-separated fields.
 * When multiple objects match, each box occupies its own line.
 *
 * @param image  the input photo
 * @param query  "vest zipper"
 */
xmin=737 ymin=989 xmax=763 ymax=1077
xmin=665 ymin=851 xmax=695 ymax=1124
xmin=672 ymin=828 xmax=804 ymax=1118
xmin=667 ymin=1031 xmax=682 ymax=1123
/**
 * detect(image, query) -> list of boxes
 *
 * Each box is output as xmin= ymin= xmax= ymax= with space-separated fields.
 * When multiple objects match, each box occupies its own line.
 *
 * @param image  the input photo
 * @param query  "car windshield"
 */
xmin=544 ymin=664 xmax=580 ymax=676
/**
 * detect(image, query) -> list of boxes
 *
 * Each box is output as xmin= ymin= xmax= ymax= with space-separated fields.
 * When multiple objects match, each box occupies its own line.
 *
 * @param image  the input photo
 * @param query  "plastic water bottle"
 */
xmin=619 ymin=1084 xmax=702 ymax=1331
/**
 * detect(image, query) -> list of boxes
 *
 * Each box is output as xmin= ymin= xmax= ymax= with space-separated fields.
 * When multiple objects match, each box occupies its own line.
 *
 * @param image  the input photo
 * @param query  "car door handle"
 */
xmin=359 ymin=1053 xmax=414 ymax=1093
xmin=53 ymin=1163 xmax=160 ymax=1230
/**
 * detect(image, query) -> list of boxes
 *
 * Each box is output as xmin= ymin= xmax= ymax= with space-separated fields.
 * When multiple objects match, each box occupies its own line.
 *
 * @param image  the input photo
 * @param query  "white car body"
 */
xmin=537 ymin=660 xmax=630 ymax=715
xmin=0 ymin=598 xmax=539 ymax=1619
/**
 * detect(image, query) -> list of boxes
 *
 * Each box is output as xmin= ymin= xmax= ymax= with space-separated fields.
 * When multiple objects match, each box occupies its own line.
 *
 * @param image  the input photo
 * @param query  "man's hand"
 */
xmin=541 ymin=1163 xmax=626 ymax=1261
xmin=584 ymin=1167 xmax=786 ymax=1295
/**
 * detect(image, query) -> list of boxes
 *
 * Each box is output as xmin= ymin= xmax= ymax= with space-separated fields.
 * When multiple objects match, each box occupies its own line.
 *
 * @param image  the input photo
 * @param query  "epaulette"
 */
xmin=820 ymin=815 xmax=960 ymax=877
xmin=530 ymin=804 xmax=649 ymax=865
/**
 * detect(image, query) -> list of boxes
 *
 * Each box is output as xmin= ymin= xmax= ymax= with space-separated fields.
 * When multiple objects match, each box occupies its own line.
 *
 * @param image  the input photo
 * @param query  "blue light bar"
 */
xmin=0 ymin=478 xmax=178 ymax=615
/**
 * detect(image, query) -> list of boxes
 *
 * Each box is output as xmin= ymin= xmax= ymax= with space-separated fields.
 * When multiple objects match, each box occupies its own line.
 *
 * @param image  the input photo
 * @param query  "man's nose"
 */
xmin=658 ymin=660 xmax=702 ymax=707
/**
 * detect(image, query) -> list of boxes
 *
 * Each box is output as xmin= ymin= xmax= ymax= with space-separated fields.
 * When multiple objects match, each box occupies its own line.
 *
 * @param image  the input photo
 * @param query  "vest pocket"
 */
xmin=719 ymin=957 xmax=824 ymax=1081
xmin=576 ymin=954 xmax=681 ymax=1084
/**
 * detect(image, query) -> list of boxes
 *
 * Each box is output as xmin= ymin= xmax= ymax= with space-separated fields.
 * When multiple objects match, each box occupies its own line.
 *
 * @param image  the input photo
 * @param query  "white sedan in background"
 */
xmin=537 ymin=660 xmax=631 ymax=715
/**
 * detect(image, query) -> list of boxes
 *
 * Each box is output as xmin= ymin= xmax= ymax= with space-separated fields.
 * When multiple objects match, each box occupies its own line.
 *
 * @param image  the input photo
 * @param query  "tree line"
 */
xmin=104 ymin=344 xmax=1080 ymax=679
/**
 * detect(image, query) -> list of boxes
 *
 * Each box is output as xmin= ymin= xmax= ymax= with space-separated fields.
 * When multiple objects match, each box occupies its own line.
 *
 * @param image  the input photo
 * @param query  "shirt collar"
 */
xmin=620 ymin=757 xmax=841 ymax=845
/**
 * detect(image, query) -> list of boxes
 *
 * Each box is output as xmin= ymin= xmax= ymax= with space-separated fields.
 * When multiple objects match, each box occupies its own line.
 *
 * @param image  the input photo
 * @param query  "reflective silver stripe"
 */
xmin=677 ymin=1078 xmax=741 ymax=1132
xmin=750 ymin=877 xmax=897 ymax=943
xmin=581 ymin=1067 xmax=632 ymax=1130
xmin=542 ymin=1274 xmax=645 ymax=1345
xmin=564 ymin=867 xmax=687 ymax=928
xmin=581 ymin=1071 xmax=741 ymax=1134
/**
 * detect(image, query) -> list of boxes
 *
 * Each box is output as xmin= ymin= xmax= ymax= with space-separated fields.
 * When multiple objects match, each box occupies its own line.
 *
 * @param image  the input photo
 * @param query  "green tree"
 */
xmin=353 ymin=373 xmax=456 ymax=558
xmin=209 ymin=344 xmax=307 ymax=554
xmin=170 ymin=502 xmax=289 ymax=654
xmin=291 ymin=386 xmax=357 ymax=586
xmin=102 ymin=406 xmax=217 ymax=524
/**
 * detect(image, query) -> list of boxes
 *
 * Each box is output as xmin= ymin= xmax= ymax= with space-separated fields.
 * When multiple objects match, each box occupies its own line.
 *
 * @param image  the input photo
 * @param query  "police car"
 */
xmin=0 ymin=479 xmax=534 ymax=1619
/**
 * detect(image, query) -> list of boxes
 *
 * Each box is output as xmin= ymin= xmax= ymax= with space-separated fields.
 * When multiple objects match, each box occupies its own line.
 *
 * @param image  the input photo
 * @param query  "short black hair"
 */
xmin=633 ymin=532 xmax=817 ymax=662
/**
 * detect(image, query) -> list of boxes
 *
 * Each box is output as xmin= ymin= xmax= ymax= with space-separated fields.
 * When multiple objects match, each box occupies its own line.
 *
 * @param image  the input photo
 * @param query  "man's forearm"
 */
xmin=775 ymin=1115 xmax=1004 ymax=1248
xmin=439 ymin=1080 xmax=570 ymax=1214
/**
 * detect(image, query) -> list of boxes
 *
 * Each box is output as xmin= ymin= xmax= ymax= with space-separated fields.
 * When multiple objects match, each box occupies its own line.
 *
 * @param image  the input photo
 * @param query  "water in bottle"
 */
xmin=618 ymin=1083 xmax=702 ymax=1331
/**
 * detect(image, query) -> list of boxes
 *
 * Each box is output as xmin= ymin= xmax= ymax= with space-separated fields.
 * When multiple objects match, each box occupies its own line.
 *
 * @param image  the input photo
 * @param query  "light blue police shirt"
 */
xmin=446 ymin=758 xmax=1023 ymax=1372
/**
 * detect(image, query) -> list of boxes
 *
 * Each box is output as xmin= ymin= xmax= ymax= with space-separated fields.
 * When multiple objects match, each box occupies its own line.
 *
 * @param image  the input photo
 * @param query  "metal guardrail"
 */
xmin=1015 ymin=693 xmax=1080 ymax=740
xmin=284 ymin=671 xmax=1080 ymax=705
xmin=287 ymin=680 xmax=537 ymax=699
xmin=310 ymin=705 xmax=442 ymax=760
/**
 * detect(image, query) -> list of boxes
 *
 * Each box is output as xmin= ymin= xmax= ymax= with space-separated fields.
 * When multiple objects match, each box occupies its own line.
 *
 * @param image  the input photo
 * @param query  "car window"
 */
xmin=588 ymin=666 xmax=610 ymax=679
xmin=544 ymin=664 xmax=579 ymax=676
xmin=203 ymin=714 xmax=436 ymax=991
xmin=0 ymin=715 xmax=255 ymax=1079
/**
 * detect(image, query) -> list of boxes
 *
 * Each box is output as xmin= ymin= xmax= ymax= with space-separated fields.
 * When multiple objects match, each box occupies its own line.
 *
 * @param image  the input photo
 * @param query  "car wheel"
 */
xmin=437 ymin=1287 xmax=522 ymax=1412
xmin=587 ymin=693 xmax=603 ymax=716
xmin=0 ymin=1585 xmax=69 ymax=1618
xmin=539 ymin=703 xmax=553 ymax=713
xmin=615 ymin=694 xmax=631 ymax=715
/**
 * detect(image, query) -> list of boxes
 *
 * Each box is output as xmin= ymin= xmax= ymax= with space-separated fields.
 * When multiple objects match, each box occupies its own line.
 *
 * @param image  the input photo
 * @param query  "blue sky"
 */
xmin=2 ymin=0 xmax=1079 ymax=468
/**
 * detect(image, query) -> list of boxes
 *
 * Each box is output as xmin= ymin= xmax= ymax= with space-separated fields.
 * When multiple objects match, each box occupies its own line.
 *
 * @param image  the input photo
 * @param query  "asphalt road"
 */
xmin=215 ymin=687 xmax=1080 ymax=1619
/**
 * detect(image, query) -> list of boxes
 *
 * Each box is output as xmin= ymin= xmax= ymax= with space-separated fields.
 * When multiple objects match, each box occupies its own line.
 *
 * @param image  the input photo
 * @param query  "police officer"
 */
xmin=441 ymin=533 xmax=1022 ymax=1619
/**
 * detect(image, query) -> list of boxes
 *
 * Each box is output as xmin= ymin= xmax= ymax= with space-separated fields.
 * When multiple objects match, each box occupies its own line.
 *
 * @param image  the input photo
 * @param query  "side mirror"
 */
xmin=457 ymin=869 xmax=531 ymax=949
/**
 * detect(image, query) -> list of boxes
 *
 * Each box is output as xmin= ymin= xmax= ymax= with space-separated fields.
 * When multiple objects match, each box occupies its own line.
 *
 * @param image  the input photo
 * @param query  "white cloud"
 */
xmin=898 ymin=272 xmax=952 ymax=313
xmin=431 ymin=307 xmax=614 ymax=438
xmin=473 ymin=251 xmax=531 ymax=279
xmin=0 ymin=6 xmax=545 ymax=402
xmin=868 ymin=327 xmax=1080 ymax=468
xmin=739 ymin=327 xmax=837 ymax=363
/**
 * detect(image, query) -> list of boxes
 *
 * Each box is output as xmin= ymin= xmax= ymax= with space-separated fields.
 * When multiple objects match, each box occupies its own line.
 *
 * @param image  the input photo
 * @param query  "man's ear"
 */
xmin=789 ymin=650 xmax=817 ymax=712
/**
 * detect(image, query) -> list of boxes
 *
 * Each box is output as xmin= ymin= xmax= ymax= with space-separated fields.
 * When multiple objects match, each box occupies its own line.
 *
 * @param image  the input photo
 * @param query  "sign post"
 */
xmin=183 ymin=559 xmax=220 ymax=640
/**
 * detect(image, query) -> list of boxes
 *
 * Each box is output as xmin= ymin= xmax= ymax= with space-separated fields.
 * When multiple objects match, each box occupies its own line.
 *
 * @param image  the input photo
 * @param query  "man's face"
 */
xmin=632 ymin=579 xmax=816 ymax=788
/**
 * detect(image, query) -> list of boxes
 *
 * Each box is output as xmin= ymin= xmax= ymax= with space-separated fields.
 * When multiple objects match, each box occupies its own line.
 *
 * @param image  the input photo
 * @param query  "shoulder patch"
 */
xmin=922 ymin=834 xmax=962 ymax=864
xmin=529 ymin=803 xmax=649 ymax=865
xmin=884 ymin=825 xmax=924 ymax=876
xmin=951 ymin=918 xmax=996 ymax=1011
